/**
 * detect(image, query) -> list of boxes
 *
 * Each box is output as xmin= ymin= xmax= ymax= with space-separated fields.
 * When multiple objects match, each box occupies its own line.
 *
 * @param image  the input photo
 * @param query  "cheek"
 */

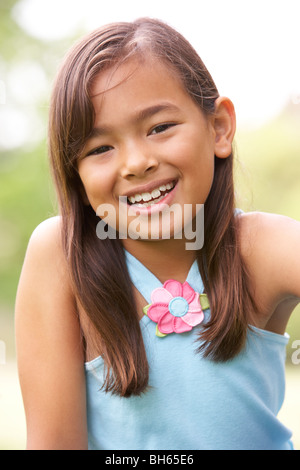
xmin=78 ymin=165 xmax=115 ymax=208
xmin=175 ymin=139 xmax=215 ymax=203
xmin=169 ymin=126 xmax=214 ymax=162
xmin=172 ymin=136 xmax=215 ymax=178
xmin=192 ymin=154 xmax=215 ymax=200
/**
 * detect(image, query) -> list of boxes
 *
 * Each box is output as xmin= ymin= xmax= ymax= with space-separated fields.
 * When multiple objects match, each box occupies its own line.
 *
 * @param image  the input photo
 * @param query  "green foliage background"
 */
xmin=0 ymin=0 xmax=76 ymax=322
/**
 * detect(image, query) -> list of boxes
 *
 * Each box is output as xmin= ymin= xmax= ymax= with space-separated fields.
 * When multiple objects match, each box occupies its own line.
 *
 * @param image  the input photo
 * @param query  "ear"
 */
xmin=212 ymin=97 xmax=236 ymax=159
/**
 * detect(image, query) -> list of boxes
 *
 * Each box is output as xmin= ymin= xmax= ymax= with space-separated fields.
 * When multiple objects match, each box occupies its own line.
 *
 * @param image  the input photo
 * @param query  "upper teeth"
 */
xmin=128 ymin=182 xmax=175 ymax=205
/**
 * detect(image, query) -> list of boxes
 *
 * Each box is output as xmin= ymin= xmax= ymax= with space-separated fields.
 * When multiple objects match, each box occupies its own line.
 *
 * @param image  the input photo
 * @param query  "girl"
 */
xmin=15 ymin=18 xmax=300 ymax=450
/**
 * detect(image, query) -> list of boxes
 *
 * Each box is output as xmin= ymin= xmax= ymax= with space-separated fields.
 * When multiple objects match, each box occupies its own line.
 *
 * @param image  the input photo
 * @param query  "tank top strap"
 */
xmin=124 ymin=249 xmax=205 ymax=304
xmin=124 ymin=250 xmax=162 ymax=303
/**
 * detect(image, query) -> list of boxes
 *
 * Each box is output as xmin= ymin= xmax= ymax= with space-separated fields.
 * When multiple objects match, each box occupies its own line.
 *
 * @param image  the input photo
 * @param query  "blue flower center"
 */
xmin=168 ymin=296 xmax=189 ymax=317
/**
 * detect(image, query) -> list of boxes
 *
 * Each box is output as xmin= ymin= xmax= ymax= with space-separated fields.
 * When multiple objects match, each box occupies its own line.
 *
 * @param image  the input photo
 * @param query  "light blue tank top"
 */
xmin=85 ymin=250 xmax=293 ymax=450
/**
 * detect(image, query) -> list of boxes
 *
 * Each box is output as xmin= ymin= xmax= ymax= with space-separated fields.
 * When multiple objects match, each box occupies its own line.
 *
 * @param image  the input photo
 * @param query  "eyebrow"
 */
xmin=89 ymin=102 xmax=180 ymax=138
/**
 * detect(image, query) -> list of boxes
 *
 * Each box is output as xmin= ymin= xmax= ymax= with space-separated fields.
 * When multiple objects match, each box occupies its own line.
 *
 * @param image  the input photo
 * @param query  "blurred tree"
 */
xmin=0 ymin=2 xmax=85 ymax=364
xmin=0 ymin=0 xmax=60 ymax=307
xmin=0 ymin=0 xmax=84 ymax=309
xmin=0 ymin=0 xmax=27 ymax=62
xmin=236 ymin=102 xmax=300 ymax=220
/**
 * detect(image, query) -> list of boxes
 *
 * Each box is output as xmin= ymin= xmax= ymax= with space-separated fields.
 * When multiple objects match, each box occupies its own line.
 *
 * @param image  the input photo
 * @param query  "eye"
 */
xmin=149 ymin=123 xmax=176 ymax=135
xmin=86 ymin=145 xmax=113 ymax=156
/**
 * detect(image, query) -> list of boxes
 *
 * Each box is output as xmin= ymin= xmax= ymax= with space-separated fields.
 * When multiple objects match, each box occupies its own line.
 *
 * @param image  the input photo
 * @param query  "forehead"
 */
xmin=91 ymin=56 xmax=180 ymax=94
xmin=89 ymin=57 xmax=195 ymax=121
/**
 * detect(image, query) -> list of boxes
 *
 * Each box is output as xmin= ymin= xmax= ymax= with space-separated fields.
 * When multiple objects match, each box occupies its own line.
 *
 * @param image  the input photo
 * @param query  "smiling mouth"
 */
xmin=126 ymin=180 xmax=176 ymax=208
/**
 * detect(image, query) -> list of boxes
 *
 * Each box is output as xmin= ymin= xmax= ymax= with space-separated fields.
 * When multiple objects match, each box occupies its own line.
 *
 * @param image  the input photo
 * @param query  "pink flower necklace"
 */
xmin=125 ymin=249 xmax=210 ymax=338
xmin=143 ymin=279 xmax=209 ymax=337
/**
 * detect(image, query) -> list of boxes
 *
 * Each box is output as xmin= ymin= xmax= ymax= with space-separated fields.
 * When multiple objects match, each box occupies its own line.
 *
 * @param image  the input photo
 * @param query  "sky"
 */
xmin=1 ymin=0 xmax=300 ymax=149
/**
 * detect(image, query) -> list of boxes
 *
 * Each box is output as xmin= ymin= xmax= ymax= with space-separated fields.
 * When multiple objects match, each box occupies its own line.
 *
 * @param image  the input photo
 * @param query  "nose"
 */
xmin=119 ymin=142 xmax=159 ymax=179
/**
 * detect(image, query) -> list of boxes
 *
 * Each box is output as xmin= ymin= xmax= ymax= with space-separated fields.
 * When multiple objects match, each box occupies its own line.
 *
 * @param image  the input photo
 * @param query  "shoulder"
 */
xmin=16 ymin=215 xmax=76 ymax=314
xmin=238 ymin=211 xmax=300 ymax=303
xmin=26 ymin=215 xmax=63 ymax=260
xmin=16 ymin=214 xmax=75 ymax=324
xmin=238 ymin=210 xmax=300 ymax=254
xmin=21 ymin=215 xmax=70 ymax=283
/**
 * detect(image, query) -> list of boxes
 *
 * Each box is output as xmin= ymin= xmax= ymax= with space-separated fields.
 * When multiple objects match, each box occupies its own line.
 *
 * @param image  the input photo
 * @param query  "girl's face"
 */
xmin=78 ymin=58 xmax=230 ymax=244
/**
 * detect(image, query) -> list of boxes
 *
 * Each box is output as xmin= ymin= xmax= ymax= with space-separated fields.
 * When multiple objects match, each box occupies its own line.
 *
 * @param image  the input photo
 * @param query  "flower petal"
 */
xmin=163 ymin=279 xmax=182 ymax=298
xmin=147 ymin=304 xmax=169 ymax=323
xmin=158 ymin=312 xmax=177 ymax=334
xmin=150 ymin=287 xmax=173 ymax=304
xmin=187 ymin=292 xmax=201 ymax=312
xmin=155 ymin=324 xmax=167 ymax=337
xmin=182 ymin=281 xmax=197 ymax=303
xmin=173 ymin=316 xmax=193 ymax=333
xmin=181 ymin=310 xmax=204 ymax=327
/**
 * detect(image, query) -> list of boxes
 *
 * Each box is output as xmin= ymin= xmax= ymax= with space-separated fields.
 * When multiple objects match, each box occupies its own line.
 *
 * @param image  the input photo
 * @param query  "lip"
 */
xmin=121 ymin=178 xmax=178 ymax=199
xmin=123 ymin=179 xmax=179 ymax=215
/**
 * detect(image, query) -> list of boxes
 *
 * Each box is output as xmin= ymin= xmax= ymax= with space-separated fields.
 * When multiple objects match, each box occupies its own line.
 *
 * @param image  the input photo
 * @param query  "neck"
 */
xmin=122 ymin=238 xmax=197 ymax=284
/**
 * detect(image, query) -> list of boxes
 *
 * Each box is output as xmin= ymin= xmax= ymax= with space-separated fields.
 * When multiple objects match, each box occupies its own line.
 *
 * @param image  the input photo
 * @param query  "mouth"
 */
xmin=126 ymin=180 xmax=177 ymax=208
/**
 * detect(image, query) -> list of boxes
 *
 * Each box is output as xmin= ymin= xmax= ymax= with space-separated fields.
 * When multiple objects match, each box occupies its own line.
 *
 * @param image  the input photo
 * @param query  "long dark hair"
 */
xmin=48 ymin=18 xmax=256 ymax=397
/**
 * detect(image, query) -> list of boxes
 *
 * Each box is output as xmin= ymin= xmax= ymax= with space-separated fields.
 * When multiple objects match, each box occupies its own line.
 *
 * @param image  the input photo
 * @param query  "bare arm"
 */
xmin=15 ymin=217 xmax=88 ymax=450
